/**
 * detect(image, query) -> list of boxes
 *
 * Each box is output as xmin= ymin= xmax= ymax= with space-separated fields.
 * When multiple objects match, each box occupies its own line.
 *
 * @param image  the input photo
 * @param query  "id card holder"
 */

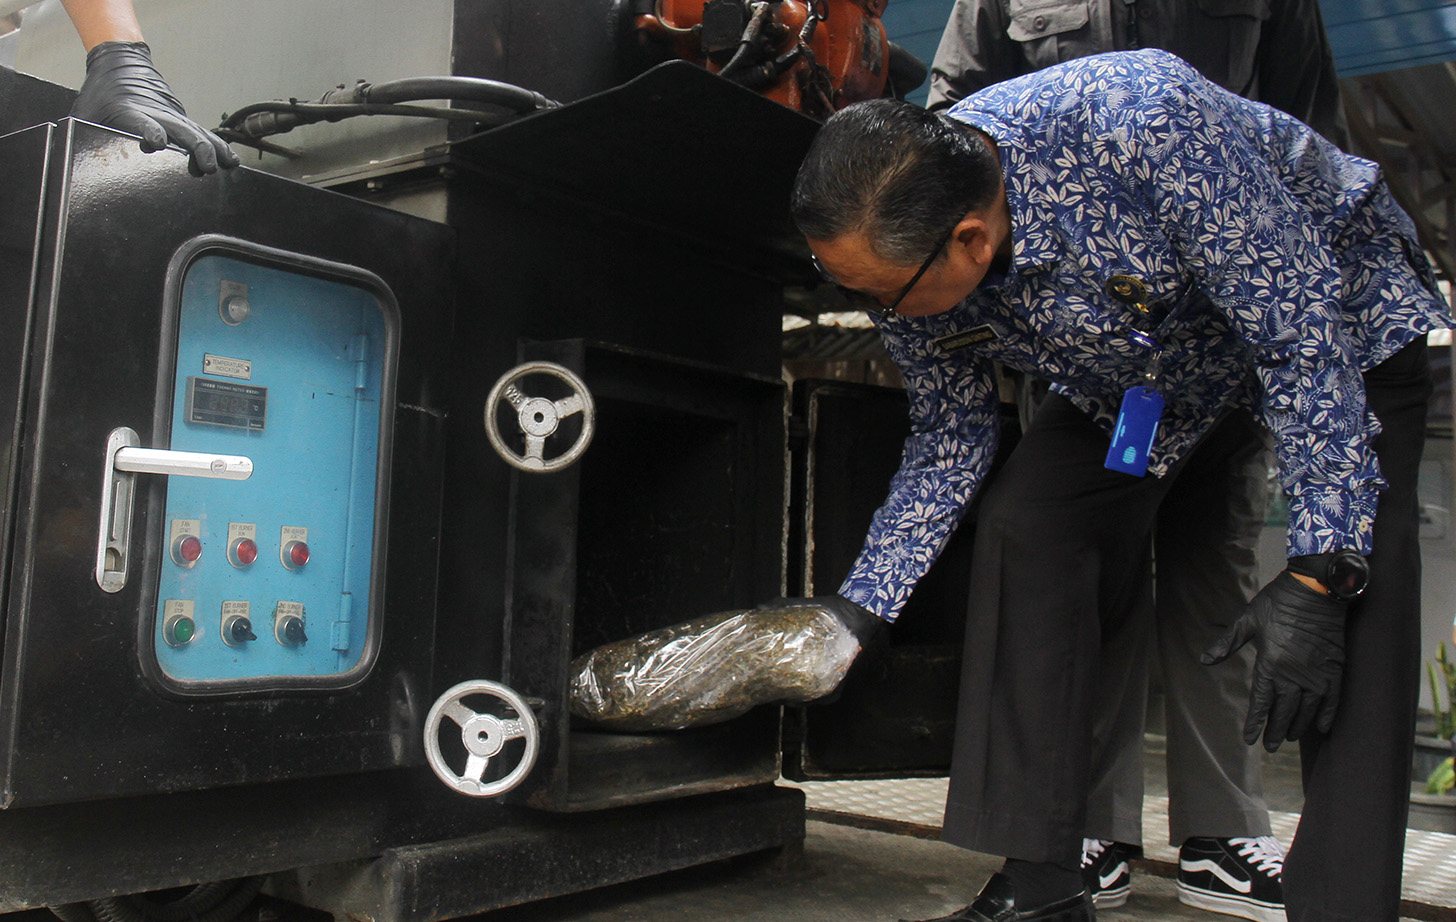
xmin=1105 ymin=386 xmax=1164 ymax=476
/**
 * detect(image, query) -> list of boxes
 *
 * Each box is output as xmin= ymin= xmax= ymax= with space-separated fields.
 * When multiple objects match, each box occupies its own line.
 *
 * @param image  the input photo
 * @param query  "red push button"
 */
xmin=229 ymin=537 xmax=259 ymax=568
xmin=281 ymin=540 xmax=310 ymax=570
xmin=171 ymin=534 xmax=203 ymax=567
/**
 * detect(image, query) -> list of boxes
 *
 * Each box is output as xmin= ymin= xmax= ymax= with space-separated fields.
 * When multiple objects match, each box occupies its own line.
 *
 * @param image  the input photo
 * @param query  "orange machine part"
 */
xmin=636 ymin=0 xmax=890 ymax=116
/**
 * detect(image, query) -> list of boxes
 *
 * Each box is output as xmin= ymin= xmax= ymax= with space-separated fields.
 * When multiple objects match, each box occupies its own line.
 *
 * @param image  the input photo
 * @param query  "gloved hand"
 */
xmin=71 ymin=41 xmax=239 ymax=176
xmin=1201 ymin=570 xmax=1348 ymax=752
xmin=759 ymin=595 xmax=890 ymax=700
xmin=819 ymin=594 xmax=891 ymax=663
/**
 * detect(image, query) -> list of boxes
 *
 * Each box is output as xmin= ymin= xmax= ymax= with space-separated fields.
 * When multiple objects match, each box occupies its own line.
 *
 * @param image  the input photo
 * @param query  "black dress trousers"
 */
xmin=940 ymin=387 xmax=1190 ymax=868
xmin=940 ymin=339 xmax=1430 ymax=917
xmin=1284 ymin=339 xmax=1432 ymax=922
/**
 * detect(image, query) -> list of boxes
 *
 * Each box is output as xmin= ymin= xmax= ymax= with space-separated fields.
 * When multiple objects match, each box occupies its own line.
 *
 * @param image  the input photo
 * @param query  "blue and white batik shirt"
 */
xmin=840 ymin=49 xmax=1453 ymax=621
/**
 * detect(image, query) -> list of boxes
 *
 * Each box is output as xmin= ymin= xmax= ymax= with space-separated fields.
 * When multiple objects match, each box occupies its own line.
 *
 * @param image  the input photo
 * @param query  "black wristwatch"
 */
xmin=1288 ymin=550 xmax=1370 ymax=603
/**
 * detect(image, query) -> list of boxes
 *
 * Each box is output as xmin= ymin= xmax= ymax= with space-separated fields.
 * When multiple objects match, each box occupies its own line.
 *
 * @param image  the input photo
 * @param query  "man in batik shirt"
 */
xmin=926 ymin=3 xmax=1349 ymax=919
xmin=792 ymin=50 xmax=1450 ymax=922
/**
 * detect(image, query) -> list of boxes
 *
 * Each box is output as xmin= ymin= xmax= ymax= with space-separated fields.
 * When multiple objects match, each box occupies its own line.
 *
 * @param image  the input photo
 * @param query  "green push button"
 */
xmin=165 ymin=613 xmax=196 ymax=647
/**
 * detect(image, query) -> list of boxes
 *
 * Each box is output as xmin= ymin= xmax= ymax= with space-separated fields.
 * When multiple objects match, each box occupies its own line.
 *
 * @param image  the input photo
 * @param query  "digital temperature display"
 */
xmin=185 ymin=377 xmax=267 ymax=430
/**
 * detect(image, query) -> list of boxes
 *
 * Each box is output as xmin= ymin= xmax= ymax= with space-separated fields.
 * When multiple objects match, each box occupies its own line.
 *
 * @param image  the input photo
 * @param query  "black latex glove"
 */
xmin=819 ymin=595 xmax=891 ymax=663
xmin=757 ymin=595 xmax=890 ymax=699
xmin=760 ymin=595 xmax=888 ymax=655
xmin=1201 ymin=570 xmax=1348 ymax=752
xmin=71 ymin=41 xmax=239 ymax=176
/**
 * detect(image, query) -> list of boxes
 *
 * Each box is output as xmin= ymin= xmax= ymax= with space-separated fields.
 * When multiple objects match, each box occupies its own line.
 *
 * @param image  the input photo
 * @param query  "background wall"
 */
xmin=8 ymin=0 xmax=456 ymax=180
xmin=884 ymin=0 xmax=1456 ymax=102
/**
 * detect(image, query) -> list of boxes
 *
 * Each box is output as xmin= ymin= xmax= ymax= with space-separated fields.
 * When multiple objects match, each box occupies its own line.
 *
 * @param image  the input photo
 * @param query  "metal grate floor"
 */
xmin=784 ymin=776 xmax=1456 ymax=914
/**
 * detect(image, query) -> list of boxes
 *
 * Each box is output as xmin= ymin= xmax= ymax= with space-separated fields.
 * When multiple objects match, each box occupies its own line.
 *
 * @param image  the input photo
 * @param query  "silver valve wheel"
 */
xmin=423 ymin=680 xmax=541 ymax=797
xmin=484 ymin=361 xmax=596 ymax=472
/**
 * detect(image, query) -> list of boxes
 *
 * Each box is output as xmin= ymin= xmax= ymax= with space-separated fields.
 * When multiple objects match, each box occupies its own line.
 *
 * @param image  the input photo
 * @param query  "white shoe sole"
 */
xmin=1092 ymin=883 xmax=1129 ymax=909
xmin=1177 ymin=882 xmax=1287 ymax=922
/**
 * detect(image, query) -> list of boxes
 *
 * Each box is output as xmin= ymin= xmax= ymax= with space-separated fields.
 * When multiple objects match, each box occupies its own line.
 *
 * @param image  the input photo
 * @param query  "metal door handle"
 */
xmin=95 ymin=427 xmax=254 ymax=593
xmin=114 ymin=446 xmax=253 ymax=480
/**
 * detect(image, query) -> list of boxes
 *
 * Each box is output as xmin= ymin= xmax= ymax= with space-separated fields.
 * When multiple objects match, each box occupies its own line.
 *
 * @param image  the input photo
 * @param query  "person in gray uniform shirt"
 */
xmin=925 ymin=3 xmax=1348 ymax=919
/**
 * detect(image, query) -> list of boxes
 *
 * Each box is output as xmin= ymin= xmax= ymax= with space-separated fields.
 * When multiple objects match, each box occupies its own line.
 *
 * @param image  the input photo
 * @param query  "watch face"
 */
xmin=1327 ymin=551 xmax=1370 ymax=602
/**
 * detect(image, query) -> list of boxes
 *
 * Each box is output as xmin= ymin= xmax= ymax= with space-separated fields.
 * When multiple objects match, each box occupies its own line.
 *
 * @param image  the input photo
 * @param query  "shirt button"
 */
xmin=1139 ymin=5 xmax=1153 ymax=17
xmin=1033 ymin=14 xmax=1048 ymax=30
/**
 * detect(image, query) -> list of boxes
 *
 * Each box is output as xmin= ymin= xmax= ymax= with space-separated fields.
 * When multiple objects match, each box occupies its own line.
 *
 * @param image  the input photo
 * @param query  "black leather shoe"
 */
xmin=900 ymin=873 xmax=1095 ymax=922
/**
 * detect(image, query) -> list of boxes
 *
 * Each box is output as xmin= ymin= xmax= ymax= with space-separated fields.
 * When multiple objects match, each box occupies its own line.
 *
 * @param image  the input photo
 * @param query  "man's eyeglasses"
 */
xmin=811 ymin=225 xmax=956 ymax=316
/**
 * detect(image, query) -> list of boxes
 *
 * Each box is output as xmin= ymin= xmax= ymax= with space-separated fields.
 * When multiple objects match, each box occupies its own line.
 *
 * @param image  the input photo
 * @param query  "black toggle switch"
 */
xmin=229 ymin=616 xmax=257 ymax=644
xmin=279 ymin=615 xmax=307 ymax=646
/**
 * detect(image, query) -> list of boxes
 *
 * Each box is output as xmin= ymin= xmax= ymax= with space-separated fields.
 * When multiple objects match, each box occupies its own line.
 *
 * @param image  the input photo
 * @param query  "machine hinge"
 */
xmin=331 ymin=591 xmax=353 ymax=652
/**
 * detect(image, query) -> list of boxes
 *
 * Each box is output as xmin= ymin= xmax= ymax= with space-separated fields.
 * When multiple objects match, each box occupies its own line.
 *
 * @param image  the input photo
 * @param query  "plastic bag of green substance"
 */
xmin=568 ymin=601 xmax=863 ymax=731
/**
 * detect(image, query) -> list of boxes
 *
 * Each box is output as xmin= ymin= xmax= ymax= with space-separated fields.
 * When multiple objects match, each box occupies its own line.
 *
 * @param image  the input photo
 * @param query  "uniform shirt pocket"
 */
xmin=1181 ymin=0 xmax=1271 ymax=97
xmin=1008 ymin=0 xmax=1091 ymax=44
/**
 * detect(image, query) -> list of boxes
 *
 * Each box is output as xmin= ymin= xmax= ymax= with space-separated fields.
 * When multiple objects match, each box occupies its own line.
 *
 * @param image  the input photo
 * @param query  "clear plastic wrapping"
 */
xmin=568 ymin=602 xmax=862 ymax=731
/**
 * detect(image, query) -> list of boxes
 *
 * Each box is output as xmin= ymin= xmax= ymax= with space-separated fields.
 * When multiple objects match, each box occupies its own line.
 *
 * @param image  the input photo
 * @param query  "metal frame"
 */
xmin=0 ymin=119 xmax=451 ymax=809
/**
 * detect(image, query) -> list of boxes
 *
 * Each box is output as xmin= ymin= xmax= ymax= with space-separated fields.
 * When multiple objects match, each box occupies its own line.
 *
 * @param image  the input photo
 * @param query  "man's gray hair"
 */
xmin=791 ymin=99 xmax=1001 ymax=265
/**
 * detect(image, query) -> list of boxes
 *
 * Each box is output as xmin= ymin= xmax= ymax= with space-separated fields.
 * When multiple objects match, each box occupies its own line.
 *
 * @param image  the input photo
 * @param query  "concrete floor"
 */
xmin=474 ymin=819 xmax=1249 ymax=922
xmin=4 ymin=722 xmax=1448 ymax=922
xmin=5 ymin=817 xmax=1424 ymax=922
xmin=469 ymin=725 xmax=1445 ymax=922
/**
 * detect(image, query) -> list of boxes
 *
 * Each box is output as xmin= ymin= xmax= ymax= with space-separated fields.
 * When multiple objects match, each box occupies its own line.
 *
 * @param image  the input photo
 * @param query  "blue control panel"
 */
xmin=152 ymin=244 xmax=396 ymax=691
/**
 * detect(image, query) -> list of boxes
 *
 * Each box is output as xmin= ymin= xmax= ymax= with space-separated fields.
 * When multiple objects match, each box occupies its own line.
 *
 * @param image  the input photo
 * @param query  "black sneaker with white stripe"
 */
xmin=1178 ymin=836 xmax=1287 ymax=922
xmin=1080 ymin=838 xmax=1136 ymax=908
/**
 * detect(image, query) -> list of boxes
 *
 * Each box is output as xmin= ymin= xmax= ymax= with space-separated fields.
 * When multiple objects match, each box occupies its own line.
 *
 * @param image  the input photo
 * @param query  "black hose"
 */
xmin=360 ymin=76 xmax=558 ymax=113
xmin=211 ymin=129 xmax=302 ymax=159
xmin=129 ymin=881 xmax=232 ymax=922
xmin=220 ymin=101 xmax=503 ymax=140
xmin=799 ymin=0 xmax=823 ymax=45
xmin=87 ymin=896 xmax=128 ymax=922
xmin=86 ymin=877 xmax=265 ymax=922
xmin=218 ymin=76 xmax=559 ymax=142
xmin=717 ymin=2 xmax=774 ymax=80
xmin=49 ymin=904 xmax=96 ymax=922
xmin=729 ymin=46 xmax=803 ymax=92
xmin=186 ymin=876 xmax=266 ymax=922
xmin=885 ymin=42 xmax=929 ymax=97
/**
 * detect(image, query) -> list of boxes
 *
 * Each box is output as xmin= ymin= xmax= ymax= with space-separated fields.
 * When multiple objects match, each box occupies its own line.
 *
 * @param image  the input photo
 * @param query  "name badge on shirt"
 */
xmin=1105 ymin=386 xmax=1164 ymax=477
xmin=934 ymin=325 xmax=999 ymax=352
